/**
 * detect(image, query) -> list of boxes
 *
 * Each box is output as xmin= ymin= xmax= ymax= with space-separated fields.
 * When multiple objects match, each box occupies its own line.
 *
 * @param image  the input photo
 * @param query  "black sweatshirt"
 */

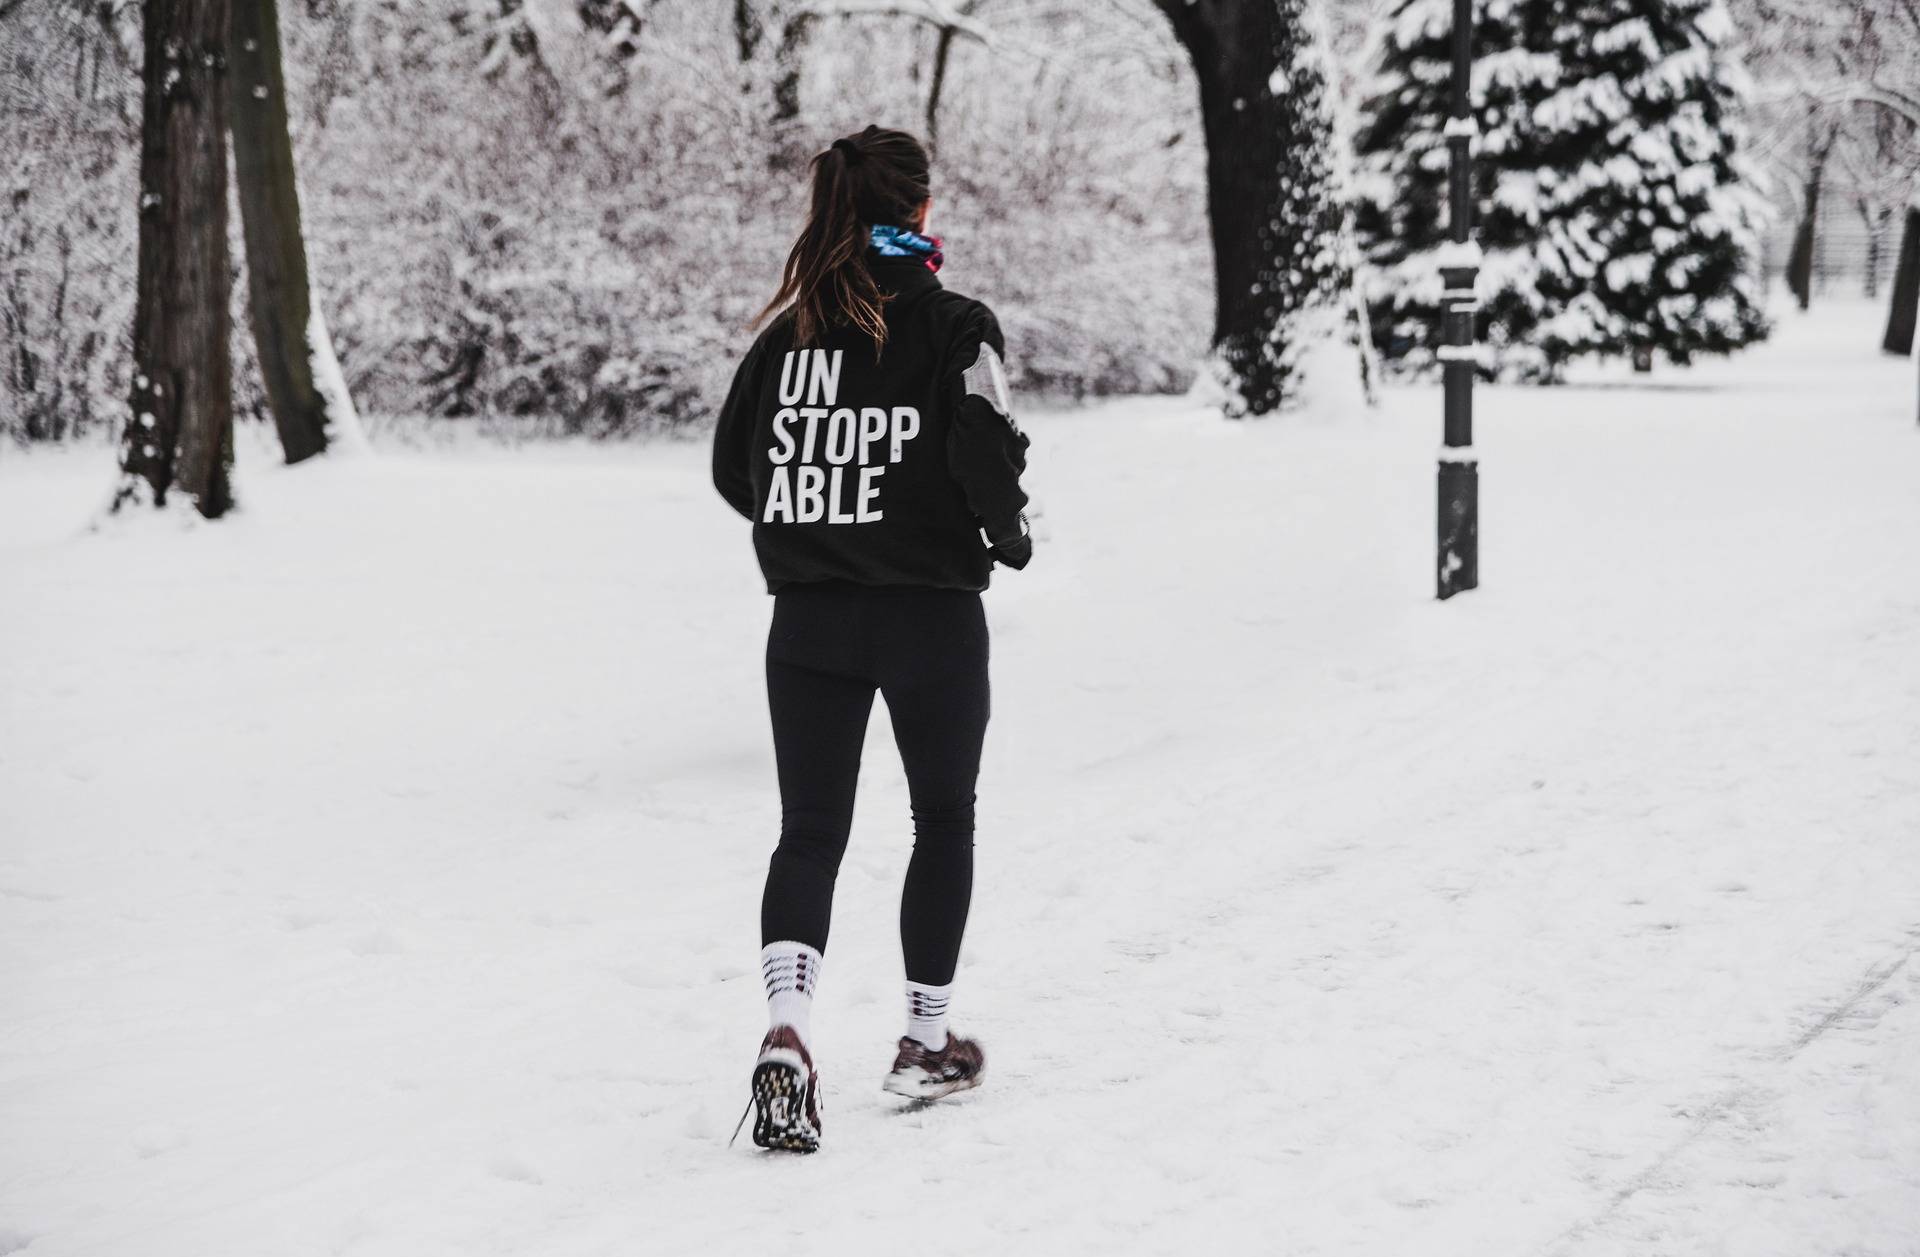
xmin=712 ymin=257 xmax=1032 ymax=593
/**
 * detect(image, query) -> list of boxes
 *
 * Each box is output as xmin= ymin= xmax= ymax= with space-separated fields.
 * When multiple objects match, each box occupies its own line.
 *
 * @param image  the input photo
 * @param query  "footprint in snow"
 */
xmin=487 ymin=1154 xmax=543 ymax=1185
xmin=349 ymin=928 xmax=404 ymax=956
xmin=131 ymin=1124 xmax=185 ymax=1159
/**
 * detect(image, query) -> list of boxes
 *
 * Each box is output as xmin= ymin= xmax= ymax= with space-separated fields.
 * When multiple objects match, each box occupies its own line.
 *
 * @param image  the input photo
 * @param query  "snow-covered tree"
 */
xmin=1357 ymin=0 xmax=1771 ymax=379
xmin=1153 ymin=0 xmax=1352 ymax=415
xmin=0 ymin=0 xmax=140 ymax=443
xmin=1734 ymin=0 xmax=1920 ymax=322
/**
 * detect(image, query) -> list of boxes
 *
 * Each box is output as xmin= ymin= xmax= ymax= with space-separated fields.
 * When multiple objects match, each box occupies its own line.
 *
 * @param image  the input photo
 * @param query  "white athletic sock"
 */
xmin=905 ymin=980 xmax=952 ymax=1050
xmin=761 ymin=941 xmax=822 ymax=1047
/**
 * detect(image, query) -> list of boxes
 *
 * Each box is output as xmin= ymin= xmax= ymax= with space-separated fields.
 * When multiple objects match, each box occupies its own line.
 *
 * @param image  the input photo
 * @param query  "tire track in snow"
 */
xmin=1539 ymin=925 xmax=1920 ymax=1256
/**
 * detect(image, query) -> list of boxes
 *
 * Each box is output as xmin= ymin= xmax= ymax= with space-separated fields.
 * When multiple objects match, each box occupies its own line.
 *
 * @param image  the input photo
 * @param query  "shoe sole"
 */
xmin=881 ymin=1065 xmax=984 ymax=1102
xmin=751 ymin=1053 xmax=820 ymax=1153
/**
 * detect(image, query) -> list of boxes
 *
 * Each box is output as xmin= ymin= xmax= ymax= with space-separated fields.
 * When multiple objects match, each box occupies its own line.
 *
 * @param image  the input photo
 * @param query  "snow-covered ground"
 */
xmin=3 ymin=304 xmax=1917 ymax=1256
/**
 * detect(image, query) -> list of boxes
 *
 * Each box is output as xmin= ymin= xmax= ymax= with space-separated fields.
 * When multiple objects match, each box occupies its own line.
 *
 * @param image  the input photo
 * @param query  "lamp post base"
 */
xmin=1438 ymin=457 xmax=1479 ymax=599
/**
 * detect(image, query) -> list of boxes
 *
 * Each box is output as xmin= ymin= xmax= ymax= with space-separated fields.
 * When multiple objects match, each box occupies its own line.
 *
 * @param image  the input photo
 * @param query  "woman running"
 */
xmin=712 ymin=125 xmax=1033 ymax=1153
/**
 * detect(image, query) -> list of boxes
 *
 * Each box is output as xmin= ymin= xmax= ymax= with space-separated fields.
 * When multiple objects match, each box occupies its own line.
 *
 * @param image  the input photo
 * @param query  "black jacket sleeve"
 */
xmin=711 ymin=334 xmax=766 ymax=521
xmin=945 ymin=304 xmax=1032 ymax=568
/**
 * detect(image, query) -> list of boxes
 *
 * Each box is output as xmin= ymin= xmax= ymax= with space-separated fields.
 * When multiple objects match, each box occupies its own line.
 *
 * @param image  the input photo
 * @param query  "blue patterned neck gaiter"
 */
xmin=869 ymin=224 xmax=944 ymax=273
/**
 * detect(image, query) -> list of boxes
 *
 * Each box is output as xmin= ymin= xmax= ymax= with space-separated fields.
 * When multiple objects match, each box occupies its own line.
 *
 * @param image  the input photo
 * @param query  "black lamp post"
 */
xmin=1437 ymin=0 xmax=1479 ymax=599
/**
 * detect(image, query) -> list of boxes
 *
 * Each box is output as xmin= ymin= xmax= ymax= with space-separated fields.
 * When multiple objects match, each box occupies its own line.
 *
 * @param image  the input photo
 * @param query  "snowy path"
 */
xmin=3 ymin=306 xmax=1918 ymax=1255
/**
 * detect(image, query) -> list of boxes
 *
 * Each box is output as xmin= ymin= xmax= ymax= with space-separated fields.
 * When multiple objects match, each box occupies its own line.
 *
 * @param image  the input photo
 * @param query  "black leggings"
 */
xmin=761 ymin=581 xmax=989 ymax=987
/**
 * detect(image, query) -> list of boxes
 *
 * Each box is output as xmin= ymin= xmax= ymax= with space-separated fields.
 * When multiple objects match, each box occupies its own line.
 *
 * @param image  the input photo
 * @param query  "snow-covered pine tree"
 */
xmin=1356 ymin=0 xmax=1770 ymax=380
xmin=1355 ymin=0 xmax=1534 ymax=373
xmin=1154 ymin=0 xmax=1351 ymax=415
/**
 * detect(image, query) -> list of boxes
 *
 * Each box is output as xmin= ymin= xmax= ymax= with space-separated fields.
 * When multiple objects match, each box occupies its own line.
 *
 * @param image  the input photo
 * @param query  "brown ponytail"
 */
xmin=754 ymin=125 xmax=932 ymax=352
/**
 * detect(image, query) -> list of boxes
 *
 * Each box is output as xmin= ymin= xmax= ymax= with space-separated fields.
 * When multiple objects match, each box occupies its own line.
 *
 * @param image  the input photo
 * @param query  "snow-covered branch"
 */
xmin=1812 ymin=82 xmax=1920 ymax=129
xmin=799 ymin=0 xmax=991 ymax=44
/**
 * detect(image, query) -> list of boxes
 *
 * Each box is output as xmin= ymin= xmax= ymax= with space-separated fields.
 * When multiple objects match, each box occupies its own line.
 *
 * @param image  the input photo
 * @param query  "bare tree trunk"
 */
xmin=1884 ymin=205 xmax=1919 ymax=356
xmin=118 ymin=0 xmax=234 ymax=517
xmin=767 ymin=6 xmax=814 ymax=167
xmin=772 ymin=9 xmax=813 ymax=129
xmin=925 ymin=3 xmax=981 ymax=147
xmin=925 ymin=21 xmax=959 ymax=146
xmin=1787 ymin=134 xmax=1831 ymax=313
xmin=231 ymin=0 xmax=330 ymax=463
xmin=1151 ymin=0 xmax=1348 ymax=415
xmin=1786 ymin=185 xmax=1816 ymax=311
xmin=1861 ymin=201 xmax=1889 ymax=299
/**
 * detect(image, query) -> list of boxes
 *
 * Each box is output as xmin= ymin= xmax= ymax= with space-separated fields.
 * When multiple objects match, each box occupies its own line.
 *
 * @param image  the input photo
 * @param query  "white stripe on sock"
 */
xmin=905 ymin=980 xmax=952 ymax=1050
xmin=762 ymin=941 xmax=822 ymax=1047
